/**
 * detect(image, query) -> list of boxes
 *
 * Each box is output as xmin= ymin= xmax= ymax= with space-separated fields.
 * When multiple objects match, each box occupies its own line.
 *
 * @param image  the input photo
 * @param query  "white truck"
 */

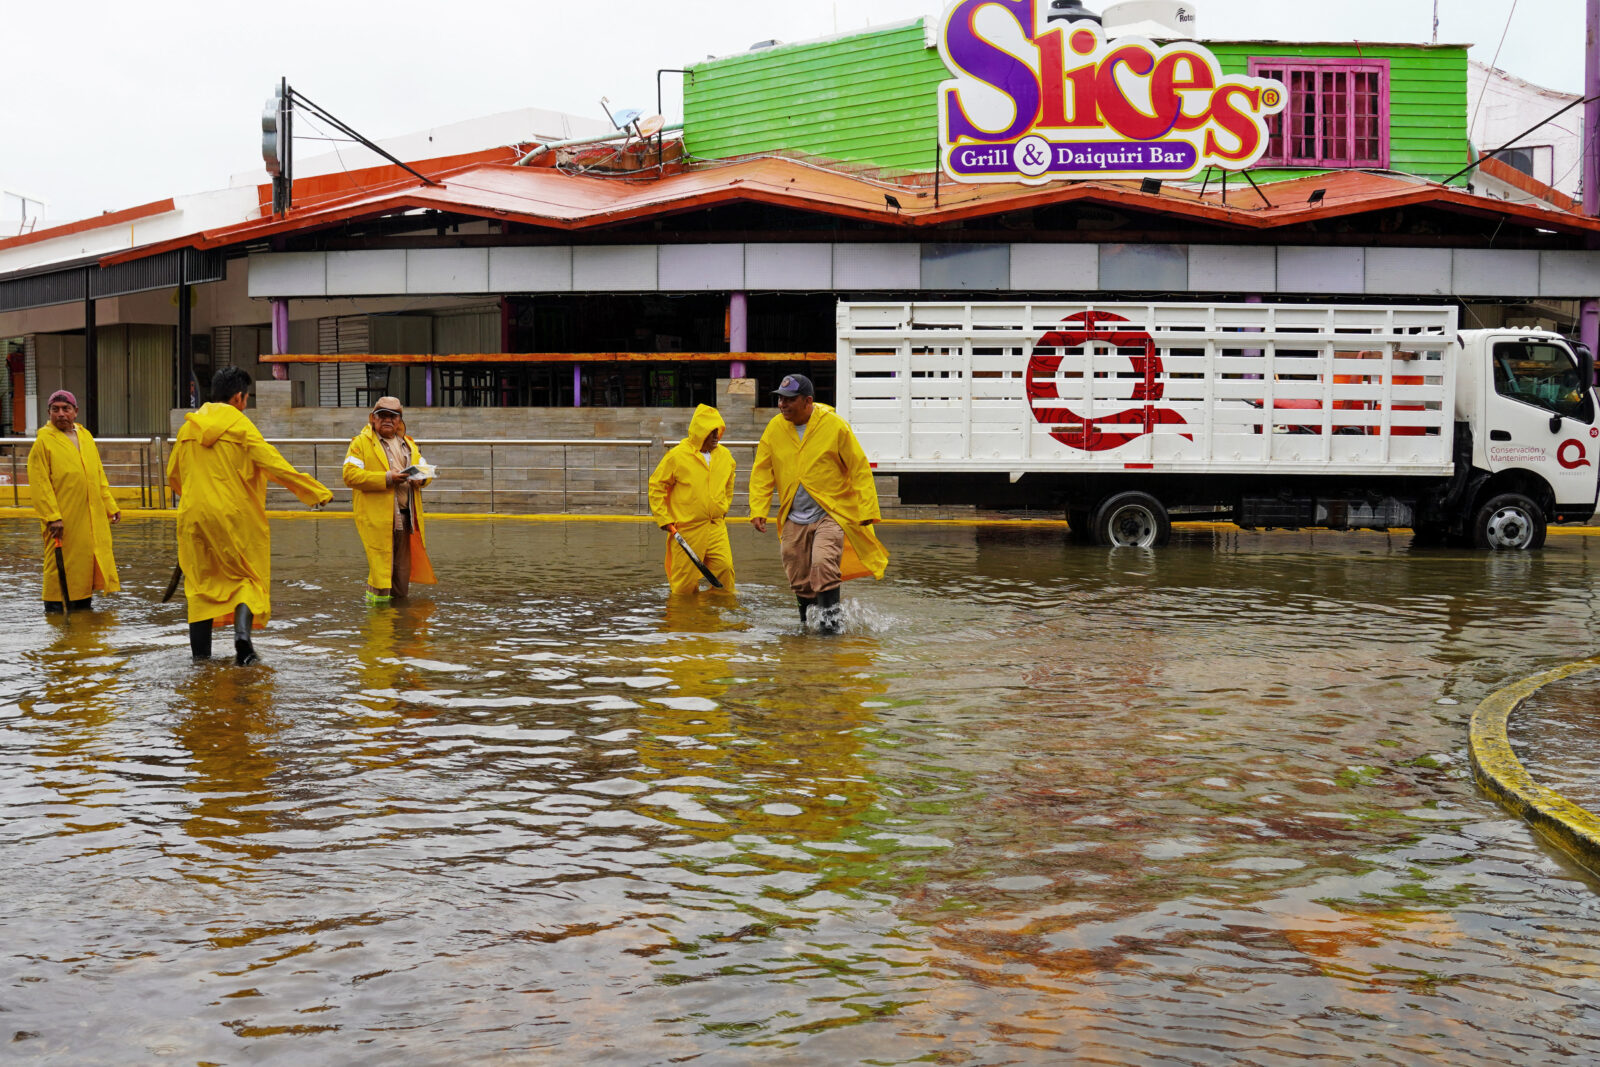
xmin=836 ymin=301 xmax=1599 ymax=548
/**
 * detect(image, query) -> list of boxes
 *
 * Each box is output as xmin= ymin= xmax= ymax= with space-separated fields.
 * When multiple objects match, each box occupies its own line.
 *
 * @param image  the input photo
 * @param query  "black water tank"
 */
xmin=1047 ymin=0 xmax=1102 ymax=23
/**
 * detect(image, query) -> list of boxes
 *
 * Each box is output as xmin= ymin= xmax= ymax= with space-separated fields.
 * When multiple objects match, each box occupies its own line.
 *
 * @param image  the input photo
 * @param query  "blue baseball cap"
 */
xmin=773 ymin=373 xmax=814 ymax=397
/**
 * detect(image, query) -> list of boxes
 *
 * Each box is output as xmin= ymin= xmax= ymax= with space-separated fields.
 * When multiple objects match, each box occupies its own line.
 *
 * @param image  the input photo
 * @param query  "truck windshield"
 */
xmin=1491 ymin=340 xmax=1594 ymax=423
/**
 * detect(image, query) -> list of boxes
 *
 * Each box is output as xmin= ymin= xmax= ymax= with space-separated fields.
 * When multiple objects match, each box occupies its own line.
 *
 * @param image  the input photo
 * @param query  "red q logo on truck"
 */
xmin=1026 ymin=311 xmax=1189 ymax=451
xmin=1557 ymin=439 xmax=1592 ymax=469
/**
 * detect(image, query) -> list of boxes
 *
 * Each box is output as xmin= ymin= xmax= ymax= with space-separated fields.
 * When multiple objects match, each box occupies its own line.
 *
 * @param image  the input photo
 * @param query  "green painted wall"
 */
xmin=684 ymin=21 xmax=946 ymax=175
xmin=1207 ymin=43 xmax=1469 ymax=185
xmin=683 ymin=23 xmax=1470 ymax=184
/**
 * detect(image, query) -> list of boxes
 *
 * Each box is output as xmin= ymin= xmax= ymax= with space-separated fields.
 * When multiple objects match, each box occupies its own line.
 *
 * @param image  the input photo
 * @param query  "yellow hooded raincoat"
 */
xmin=648 ymin=404 xmax=736 ymax=593
xmin=166 ymin=402 xmax=332 ymax=627
xmin=28 ymin=423 xmax=121 ymax=602
xmin=342 ymin=425 xmax=436 ymax=592
xmin=749 ymin=403 xmax=888 ymax=582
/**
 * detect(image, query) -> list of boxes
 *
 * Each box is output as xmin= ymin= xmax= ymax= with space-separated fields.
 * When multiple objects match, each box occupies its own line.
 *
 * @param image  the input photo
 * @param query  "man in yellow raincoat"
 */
xmin=648 ymin=403 xmax=736 ymax=595
xmin=28 ymin=389 xmax=121 ymax=613
xmin=749 ymin=373 xmax=887 ymax=633
xmin=342 ymin=396 xmax=436 ymax=604
xmin=166 ymin=367 xmax=332 ymax=665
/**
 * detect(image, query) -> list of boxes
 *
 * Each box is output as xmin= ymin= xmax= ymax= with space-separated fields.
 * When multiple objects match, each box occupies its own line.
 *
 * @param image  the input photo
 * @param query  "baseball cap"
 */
xmin=772 ymin=374 xmax=814 ymax=398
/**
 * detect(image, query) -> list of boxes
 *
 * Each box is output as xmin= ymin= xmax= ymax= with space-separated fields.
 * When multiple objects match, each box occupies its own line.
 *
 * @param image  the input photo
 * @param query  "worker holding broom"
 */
xmin=27 ymin=389 xmax=121 ymax=615
xmin=648 ymin=403 xmax=736 ymax=595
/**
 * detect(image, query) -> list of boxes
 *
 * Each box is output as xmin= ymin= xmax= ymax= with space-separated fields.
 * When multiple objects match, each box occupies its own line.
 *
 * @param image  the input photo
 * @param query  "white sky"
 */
xmin=2 ymin=0 xmax=1589 ymax=222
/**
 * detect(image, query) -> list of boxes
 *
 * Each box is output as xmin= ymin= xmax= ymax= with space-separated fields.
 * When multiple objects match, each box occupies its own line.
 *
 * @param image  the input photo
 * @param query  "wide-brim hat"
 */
xmin=371 ymin=396 xmax=403 ymax=416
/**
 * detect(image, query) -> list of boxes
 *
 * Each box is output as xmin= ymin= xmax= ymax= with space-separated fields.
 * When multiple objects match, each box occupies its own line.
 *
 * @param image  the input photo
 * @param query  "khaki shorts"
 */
xmin=780 ymin=515 xmax=844 ymax=596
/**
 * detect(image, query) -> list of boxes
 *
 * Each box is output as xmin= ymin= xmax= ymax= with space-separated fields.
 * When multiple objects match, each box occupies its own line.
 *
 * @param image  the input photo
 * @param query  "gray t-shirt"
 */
xmin=787 ymin=422 xmax=827 ymax=525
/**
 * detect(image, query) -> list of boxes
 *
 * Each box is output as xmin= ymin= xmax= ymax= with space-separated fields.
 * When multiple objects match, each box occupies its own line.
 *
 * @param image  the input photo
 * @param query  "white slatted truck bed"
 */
xmin=837 ymin=302 xmax=1600 ymax=548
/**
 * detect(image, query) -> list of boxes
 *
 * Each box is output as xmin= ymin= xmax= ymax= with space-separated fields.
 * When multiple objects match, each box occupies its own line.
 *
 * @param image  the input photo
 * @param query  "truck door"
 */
xmin=1483 ymin=336 xmax=1598 ymax=517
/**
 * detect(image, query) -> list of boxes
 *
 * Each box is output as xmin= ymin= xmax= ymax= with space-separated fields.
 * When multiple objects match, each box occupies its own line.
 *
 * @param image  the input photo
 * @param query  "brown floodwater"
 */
xmin=1509 ymin=667 xmax=1600 ymax=813
xmin=3 ymin=514 xmax=1600 ymax=1064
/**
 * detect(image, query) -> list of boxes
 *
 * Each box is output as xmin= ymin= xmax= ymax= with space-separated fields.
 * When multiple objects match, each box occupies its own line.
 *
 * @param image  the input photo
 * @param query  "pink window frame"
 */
xmin=1248 ymin=56 xmax=1390 ymax=169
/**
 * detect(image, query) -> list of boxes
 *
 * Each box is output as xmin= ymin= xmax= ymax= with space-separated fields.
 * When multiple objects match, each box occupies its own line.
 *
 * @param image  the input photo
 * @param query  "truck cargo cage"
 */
xmin=837 ymin=302 xmax=1459 ymax=477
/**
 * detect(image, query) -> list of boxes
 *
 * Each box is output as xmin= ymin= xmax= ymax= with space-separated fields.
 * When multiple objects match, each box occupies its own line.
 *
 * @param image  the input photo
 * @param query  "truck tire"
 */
xmin=1471 ymin=493 xmax=1547 ymax=551
xmin=1093 ymin=492 xmax=1171 ymax=548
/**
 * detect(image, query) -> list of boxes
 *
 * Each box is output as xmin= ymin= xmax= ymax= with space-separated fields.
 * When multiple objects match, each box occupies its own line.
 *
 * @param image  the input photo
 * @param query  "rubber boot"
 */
xmin=189 ymin=620 xmax=213 ymax=659
xmin=234 ymin=607 xmax=258 ymax=666
xmin=44 ymin=600 xmax=64 ymax=615
xmin=797 ymin=596 xmax=816 ymax=627
xmin=815 ymin=588 xmax=843 ymax=635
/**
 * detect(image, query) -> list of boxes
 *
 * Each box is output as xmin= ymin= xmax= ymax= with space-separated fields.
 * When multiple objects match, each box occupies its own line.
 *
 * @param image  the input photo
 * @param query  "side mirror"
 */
xmin=1551 ymin=414 xmax=1564 ymax=434
xmin=1572 ymin=342 xmax=1595 ymax=389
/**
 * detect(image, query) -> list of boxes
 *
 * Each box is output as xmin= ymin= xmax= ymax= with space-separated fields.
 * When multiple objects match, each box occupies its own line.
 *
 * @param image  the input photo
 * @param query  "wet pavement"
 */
xmin=3 ymin=514 xmax=1600 ymax=1064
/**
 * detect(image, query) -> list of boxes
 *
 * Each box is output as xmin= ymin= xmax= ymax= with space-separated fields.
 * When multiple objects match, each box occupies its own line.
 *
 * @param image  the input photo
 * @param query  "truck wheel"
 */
xmin=1471 ymin=493 xmax=1547 ymax=550
xmin=1093 ymin=492 xmax=1171 ymax=548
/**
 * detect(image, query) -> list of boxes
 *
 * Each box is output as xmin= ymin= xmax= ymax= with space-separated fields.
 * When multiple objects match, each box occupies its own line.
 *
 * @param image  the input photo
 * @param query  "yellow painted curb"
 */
xmin=1468 ymin=656 xmax=1600 ymax=878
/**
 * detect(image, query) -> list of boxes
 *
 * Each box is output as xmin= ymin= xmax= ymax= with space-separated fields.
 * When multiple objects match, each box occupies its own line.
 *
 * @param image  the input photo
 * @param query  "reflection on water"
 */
xmin=3 ymin=515 xmax=1600 ymax=1062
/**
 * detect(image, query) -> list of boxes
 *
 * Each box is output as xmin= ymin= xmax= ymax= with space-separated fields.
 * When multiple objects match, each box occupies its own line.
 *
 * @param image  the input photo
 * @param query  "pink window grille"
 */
xmin=1250 ymin=58 xmax=1389 ymax=169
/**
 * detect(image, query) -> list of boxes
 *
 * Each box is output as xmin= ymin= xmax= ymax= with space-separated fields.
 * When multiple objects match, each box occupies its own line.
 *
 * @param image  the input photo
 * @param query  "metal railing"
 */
xmin=0 ymin=435 xmax=764 ymax=515
xmin=0 ymin=436 xmax=170 ymax=509
xmin=263 ymin=437 xmax=763 ymax=514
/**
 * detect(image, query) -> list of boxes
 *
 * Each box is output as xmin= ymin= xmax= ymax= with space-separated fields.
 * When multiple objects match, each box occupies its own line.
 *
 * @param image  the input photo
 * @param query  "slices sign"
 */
xmin=938 ymin=0 xmax=1286 ymax=184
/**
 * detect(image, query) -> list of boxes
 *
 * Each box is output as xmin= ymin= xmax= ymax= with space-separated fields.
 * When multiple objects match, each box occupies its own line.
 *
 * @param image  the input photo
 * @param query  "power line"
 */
xmin=1469 ymin=0 xmax=1522 ymax=143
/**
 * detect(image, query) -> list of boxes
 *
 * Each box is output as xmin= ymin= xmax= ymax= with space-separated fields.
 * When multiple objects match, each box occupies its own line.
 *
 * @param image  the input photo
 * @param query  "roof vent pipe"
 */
xmin=1046 ymin=0 xmax=1102 ymax=23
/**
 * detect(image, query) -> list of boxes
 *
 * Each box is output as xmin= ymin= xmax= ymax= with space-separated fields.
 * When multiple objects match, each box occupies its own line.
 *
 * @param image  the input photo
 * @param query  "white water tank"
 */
xmin=1101 ymin=1 xmax=1198 ymax=39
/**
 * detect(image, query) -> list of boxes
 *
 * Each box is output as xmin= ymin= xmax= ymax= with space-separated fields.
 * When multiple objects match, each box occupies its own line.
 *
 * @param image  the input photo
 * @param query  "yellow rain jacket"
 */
xmin=342 ymin=425 xmax=436 ymax=591
xmin=749 ymin=402 xmax=888 ymax=582
xmin=166 ymin=402 xmax=332 ymax=627
xmin=28 ymin=423 xmax=121 ymax=602
xmin=648 ymin=404 xmax=736 ymax=593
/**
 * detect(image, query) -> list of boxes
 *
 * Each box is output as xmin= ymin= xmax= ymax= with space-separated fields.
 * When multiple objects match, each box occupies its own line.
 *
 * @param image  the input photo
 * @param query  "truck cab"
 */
xmin=1452 ymin=329 xmax=1599 ymax=548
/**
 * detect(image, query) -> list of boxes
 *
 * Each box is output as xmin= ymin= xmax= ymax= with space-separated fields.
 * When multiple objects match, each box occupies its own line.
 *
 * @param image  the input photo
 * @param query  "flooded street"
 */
xmin=3 ymin=514 xmax=1600 ymax=1064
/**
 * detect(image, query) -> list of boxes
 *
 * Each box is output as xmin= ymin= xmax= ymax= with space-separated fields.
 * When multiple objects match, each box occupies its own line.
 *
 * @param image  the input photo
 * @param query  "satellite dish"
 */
xmin=612 ymin=107 xmax=644 ymax=130
xmin=636 ymin=115 xmax=665 ymax=138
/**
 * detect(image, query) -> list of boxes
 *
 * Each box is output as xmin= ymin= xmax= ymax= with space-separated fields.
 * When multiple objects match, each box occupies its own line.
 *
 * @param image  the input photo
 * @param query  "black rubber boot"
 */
xmin=70 ymin=597 xmax=92 ymax=612
xmin=797 ymin=596 xmax=816 ymax=626
xmin=815 ymin=588 xmax=843 ymax=635
xmin=44 ymin=601 xmax=64 ymax=615
xmin=234 ymin=607 xmax=258 ymax=666
xmin=189 ymin=621 xmax=213 ymax=659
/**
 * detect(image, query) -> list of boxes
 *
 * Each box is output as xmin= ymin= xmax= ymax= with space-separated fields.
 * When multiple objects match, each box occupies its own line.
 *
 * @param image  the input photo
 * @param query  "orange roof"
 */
xmin=98 ymin=157 xmax=1600 ymax=267
xmin=0 ymin=198 xmax=176 ymax=254
xmin=1474 ymin=154 xmax=1580 ymax=212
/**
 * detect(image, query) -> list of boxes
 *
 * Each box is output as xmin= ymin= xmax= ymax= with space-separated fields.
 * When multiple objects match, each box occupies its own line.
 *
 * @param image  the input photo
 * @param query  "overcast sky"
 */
xmin=2 ymin=0 xmax=1588 ymax=222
